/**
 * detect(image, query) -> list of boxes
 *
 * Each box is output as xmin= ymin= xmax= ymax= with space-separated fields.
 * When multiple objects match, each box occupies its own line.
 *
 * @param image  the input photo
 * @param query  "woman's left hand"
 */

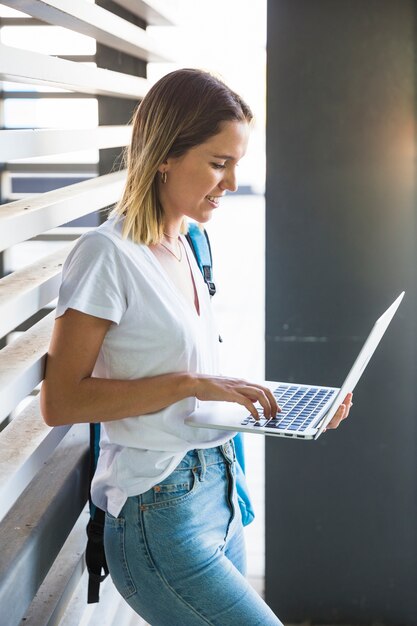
xmin=325 ymin=392 xmax=353 ymax=430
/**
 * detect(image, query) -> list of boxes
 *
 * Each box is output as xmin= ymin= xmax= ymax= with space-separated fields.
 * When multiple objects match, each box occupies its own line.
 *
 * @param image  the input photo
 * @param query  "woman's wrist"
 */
xmin=183 ymin=372 xmax=200 ymax=399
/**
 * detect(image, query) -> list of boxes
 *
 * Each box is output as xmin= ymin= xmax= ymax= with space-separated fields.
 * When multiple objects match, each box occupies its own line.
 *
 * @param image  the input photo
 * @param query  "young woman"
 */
xmin=41 ymin=69 xmax=351 ymax=625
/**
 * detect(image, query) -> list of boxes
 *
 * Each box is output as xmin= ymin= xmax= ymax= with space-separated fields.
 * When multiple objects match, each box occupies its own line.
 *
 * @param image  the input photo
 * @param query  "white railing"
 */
xmin=0 ymin=42 xmax=149 ymax=98
xmin=0 ymin=171 xmax=127 ymax=249
xmin=0 ymin=1 xmax=176 ymax=623
xmin=1 ymin=0 xmax=171 ymax=61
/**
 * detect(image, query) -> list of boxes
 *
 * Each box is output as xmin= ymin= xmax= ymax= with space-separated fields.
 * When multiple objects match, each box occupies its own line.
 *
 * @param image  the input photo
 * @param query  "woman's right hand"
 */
xmin=193 ymin=375 xmax=280 ymax=420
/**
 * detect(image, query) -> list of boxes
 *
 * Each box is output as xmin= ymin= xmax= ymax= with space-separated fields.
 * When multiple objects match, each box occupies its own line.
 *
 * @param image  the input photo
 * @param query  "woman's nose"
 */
xmin=221 ymin=169 xmax=238 ymax=193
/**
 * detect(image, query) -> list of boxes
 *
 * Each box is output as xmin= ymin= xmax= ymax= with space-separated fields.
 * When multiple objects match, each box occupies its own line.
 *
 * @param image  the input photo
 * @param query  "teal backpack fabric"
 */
xmin=232 ymin=430 xmax=255 ymax=527
xmin=86 ymin=223 xmax=255 ymax=603
xmin=185 ymin=222 xmax=216 ymax=296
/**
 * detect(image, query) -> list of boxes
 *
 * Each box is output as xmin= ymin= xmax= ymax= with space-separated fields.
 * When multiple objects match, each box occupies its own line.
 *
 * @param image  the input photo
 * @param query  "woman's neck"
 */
xmin=162 ymin=218 xmax=182 ymax=240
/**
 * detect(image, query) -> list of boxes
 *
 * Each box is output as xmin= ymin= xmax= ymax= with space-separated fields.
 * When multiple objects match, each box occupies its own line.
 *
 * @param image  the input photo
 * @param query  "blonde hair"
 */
xmin=111 ymin=68 xmax=253 ymax=244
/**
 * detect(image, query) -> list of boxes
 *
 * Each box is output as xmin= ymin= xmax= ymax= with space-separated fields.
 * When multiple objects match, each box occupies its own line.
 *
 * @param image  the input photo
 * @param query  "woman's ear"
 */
xmin=157 ymin=159 xmax=169 ymax=174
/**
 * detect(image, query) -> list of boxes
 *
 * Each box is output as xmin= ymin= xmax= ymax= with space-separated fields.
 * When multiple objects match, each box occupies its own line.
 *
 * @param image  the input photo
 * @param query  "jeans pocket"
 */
xmin=141 ymin=467 xmax=199 ymax=510
xmin=104 ymin=512 xmax=137 ymax=599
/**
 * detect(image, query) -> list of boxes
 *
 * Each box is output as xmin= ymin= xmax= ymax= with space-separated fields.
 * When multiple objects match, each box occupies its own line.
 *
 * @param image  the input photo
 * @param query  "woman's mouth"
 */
xmin=205 ymin=195 xmax=220 ymax=207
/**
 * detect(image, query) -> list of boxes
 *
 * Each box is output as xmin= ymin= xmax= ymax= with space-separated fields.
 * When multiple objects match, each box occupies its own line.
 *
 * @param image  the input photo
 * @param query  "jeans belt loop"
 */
xmin=197 ymin=449 xmax=207 ymax=481
xmin=222 ymin=440 xmax=233 ymax=464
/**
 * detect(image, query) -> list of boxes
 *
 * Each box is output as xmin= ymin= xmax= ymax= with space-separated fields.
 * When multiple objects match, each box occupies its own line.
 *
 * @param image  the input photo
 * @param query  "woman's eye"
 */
xmin=211 ymin=163 xmax=226 ymax=169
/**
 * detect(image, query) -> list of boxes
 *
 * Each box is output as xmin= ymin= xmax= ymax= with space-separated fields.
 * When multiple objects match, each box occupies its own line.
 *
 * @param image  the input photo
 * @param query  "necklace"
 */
xmin=159 ymin=238 xmax=182 ymax=262
xmin=163 ymin=231 xmax=180 ymax=240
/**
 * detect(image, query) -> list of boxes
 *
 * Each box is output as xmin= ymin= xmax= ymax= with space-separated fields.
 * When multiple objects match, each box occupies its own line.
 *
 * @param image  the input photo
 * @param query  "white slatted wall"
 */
xmin=0 ymin=2 xmax=176 ymax=624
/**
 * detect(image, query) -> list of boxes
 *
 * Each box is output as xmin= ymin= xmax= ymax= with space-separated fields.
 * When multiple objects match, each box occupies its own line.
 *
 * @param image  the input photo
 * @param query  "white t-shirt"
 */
xmin=55 ymin=218 xmax=234 ymax=516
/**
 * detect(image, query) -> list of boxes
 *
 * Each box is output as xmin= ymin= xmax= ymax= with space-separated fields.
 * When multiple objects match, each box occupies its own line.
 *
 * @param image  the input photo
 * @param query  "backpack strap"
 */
xmin=185 ymin=222 xmax=216 ymax=296
xmin=86 ymin=509 xmax=109 ymax=603
xmin=86 ymin=423 xmax=109 ymax=603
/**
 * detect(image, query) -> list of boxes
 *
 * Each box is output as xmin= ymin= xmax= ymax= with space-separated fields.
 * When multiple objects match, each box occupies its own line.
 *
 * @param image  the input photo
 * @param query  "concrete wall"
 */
xmin=265 ymin=1 xmax=417 ymax=623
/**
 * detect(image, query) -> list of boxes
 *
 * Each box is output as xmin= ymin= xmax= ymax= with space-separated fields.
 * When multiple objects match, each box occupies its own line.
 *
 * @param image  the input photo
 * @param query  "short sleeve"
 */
xmin=55 ymin=231 xmax=127 ymax=324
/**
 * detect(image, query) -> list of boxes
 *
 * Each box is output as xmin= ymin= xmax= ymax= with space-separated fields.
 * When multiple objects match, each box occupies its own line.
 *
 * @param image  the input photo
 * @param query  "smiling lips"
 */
xmin=206 ymin=194 xmax=221 ymax=207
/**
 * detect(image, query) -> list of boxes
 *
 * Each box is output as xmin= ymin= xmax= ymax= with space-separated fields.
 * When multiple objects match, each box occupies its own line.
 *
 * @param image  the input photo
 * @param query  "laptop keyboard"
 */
xmin=240 ymin=384 xmax=337 ymax=432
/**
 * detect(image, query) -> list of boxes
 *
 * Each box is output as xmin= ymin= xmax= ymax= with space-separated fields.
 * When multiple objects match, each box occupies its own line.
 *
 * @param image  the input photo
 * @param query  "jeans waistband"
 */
xmin=177 ymin=440 xmax=235 ymax=471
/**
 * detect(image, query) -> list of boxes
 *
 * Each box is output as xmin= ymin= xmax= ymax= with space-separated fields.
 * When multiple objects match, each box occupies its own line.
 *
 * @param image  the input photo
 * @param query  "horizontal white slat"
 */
xmin=0 ymin=125 xmax=131 ymax=161
xmin=0 ymin=170 xmax=126 ymax=251
xmin=0 ymin=311 xmax=54 ymax=423
xmin=0 ymin=243 xmax=74 ymax=338
xmin=0 ymin=395 xmax=71 ymax=520
xmin=2 ymin=0 xmax=171 ymax=62
xmin=112 ymin=0 xmax=178 ymax=25
xmin=8 ymin=163 xmax=97 ymax=174
xmin=0 ymin=43 xmax=148 ymax=99
xmin=31 ymin=226 xmax=94 ymax=241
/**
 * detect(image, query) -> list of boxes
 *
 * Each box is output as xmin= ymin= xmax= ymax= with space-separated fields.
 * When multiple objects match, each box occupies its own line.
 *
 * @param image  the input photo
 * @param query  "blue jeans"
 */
xmin=104 ymin=441 xmax=283 ymax=625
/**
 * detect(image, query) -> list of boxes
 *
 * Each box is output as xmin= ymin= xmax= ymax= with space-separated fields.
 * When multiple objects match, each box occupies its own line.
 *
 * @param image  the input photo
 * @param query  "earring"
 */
xmin=161 ymin=171 xmax=167 ymax=184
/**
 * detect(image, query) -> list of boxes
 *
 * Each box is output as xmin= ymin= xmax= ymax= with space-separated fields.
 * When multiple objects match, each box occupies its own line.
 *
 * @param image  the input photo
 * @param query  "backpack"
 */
xmin=86 ymin=222 xmax=255 ymax=603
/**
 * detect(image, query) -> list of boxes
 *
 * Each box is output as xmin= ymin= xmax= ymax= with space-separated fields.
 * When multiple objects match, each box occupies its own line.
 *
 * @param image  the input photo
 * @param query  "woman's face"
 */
xmin=159 ymin=120 xmax=250 ymax=225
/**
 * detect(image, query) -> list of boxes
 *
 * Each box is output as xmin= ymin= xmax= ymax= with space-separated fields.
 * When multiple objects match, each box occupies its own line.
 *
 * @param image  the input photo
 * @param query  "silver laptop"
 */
xmin=185 ymin=292 xmax=404 ymax=440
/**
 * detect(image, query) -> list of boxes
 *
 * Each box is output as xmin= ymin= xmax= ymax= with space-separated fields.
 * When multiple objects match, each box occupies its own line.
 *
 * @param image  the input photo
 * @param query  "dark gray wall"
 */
xmin=265 ymin=1 xmax=417 ymax=623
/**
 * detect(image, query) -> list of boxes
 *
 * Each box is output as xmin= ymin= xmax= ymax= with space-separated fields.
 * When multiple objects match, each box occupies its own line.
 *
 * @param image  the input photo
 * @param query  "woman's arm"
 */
xmin=41 ymin=308 xmax=278 ymax=426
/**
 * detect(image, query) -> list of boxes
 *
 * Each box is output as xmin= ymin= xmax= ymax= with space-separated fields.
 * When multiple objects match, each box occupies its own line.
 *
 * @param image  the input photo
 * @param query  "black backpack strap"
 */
xmin=86 ymin=423 xmax=109 ymax=603
xmin=86 ymin=509 xmax=109 ymax=603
